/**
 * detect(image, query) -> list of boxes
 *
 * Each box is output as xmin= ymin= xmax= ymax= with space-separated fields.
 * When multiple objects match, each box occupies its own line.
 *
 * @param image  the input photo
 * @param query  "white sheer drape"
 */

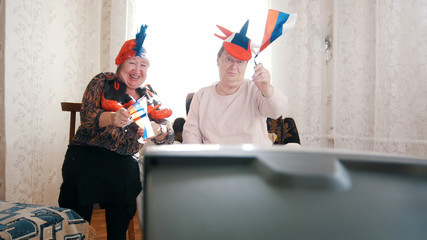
xmin=270 ymin=0 xmax=334 ymax=148
xmin=271 ymin=0 xmax=427 ymax=158
xmin=103 ymin=0 xmax=137 ymax=71
xmin=333 ymin=0 xmax=427 ymax=157
xmin=135 ymin=0 xmax=269 ymax=120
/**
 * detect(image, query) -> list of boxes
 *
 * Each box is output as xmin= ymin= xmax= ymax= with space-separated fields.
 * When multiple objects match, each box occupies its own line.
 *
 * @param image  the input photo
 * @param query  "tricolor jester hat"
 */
xmin=115 ymin=25 xmax=149 ymax=65
xmin=215 ymin=20 xmax=252 ymax=61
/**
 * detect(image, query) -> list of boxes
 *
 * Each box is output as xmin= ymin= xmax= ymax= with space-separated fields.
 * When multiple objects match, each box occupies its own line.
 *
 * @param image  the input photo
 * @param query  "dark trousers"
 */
xmin=58 ymin=145 xmax=141 ymax=240
xmin=73 ymin=203 xmax=136 ymax=240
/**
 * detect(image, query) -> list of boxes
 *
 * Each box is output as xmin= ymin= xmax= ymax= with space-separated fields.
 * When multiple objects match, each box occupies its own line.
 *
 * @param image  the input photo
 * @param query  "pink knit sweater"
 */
xmin=183 ymin=80 xmax=288 ymax=146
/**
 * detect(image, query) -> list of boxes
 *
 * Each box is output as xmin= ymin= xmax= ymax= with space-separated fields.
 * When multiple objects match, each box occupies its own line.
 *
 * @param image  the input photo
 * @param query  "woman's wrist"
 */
xmin=155 ymin=126 xmax=168 ymax=141
xmin=262 ymin=85 xmax=274 ymax=98
xmin=99 ymin=111 xmax=114 ymax=128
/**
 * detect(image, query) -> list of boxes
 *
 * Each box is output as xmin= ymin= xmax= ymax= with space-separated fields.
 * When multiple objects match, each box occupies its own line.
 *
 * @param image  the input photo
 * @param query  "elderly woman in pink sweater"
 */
xmin=183 ymin=21 xmax=288 ymax=145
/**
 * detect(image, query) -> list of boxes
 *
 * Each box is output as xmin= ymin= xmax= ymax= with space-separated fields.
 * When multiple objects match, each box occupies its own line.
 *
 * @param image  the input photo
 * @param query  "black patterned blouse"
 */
xmin=71 ymin=72 xmax=174 ymax=156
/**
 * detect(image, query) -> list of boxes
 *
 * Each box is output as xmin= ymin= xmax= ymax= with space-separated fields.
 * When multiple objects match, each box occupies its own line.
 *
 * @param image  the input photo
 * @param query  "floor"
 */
xmin=91 ymin=209 xmax=143 ymax=240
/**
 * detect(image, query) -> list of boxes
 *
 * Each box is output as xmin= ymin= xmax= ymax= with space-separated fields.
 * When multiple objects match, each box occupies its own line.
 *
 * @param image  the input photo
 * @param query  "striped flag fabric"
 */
xmin=258 ymin=10 xmax=297 ymax=53
xmin=127 ymin=97 xmax=155 ymax=141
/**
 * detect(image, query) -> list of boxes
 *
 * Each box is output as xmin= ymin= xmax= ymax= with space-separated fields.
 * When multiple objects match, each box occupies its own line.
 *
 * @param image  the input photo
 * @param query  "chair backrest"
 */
xmin=185 ymin=92 xmax=195 ymax=115
xmin=267 ymin=116 xmax=301 ymax=145
xmin=61 ymin=102 xmax=82 ymax=144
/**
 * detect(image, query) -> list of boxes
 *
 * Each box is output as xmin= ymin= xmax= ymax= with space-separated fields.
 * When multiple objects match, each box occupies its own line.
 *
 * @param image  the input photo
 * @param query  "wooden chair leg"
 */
xmin=91 ymin=207 xmax=137 ymax=240
xmin=127 ymin=207 xmax=138 ymax=240
xmin=127 ymin=212 xmax=137 ymax=240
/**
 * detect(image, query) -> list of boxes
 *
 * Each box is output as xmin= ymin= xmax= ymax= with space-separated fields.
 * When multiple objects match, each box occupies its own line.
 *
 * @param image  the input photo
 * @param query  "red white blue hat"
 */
xmin=215 ymin=20 xmax=252 ymax=61
xmin=115 ymin=25 xmax=149 ymax=65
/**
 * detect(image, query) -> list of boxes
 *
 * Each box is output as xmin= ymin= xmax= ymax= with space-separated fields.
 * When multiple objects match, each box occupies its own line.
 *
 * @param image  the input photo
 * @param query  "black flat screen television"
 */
xmin=142 ymin=145 xmax=427 ymax=240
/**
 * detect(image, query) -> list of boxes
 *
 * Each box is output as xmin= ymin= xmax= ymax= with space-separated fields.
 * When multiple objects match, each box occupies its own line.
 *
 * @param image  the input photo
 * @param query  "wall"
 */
xmin=0 ymin=0 xmax=5 ymax=200
xmin=2 ymin=0 xmax=136 ymax=206
xmin=3 ymin=0 xmax=101 ymax=205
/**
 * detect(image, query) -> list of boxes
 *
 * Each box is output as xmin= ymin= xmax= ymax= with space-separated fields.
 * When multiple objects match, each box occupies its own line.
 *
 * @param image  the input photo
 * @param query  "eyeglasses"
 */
xmin=221 ymin=55 xmax=247 ymax=67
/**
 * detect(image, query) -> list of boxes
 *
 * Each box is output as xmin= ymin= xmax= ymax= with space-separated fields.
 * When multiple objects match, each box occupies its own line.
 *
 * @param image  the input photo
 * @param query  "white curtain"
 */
xmin=333 ymin=0 xmax=427 ymax=157
xmin=271 ymin=0 xmax=427 ymax=158
xmin=135 ymin=0 xmax=270 ymax=120
xmin=270 ymin=0 xmax=334 ymax=148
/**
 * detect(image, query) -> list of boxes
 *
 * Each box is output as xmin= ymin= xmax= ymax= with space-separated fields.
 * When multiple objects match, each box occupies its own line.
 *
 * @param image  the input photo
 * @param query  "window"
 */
xmin=136 ymin=0 xmax=270 ymax=119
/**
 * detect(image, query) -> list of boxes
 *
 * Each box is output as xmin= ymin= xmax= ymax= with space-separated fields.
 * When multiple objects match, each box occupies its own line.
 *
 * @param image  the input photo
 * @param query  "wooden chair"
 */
xmin=61 ymin=102 xmax=81 ymax=143
xmin=61 ymin=102 xmax=136 ymax=240
xmin=266 ymin=116 xmax=301 ymax=145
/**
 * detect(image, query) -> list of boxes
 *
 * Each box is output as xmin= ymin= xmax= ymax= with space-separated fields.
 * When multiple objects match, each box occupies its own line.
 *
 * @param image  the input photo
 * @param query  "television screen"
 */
xmin=142 ymin=145 xmax=427 ymax=240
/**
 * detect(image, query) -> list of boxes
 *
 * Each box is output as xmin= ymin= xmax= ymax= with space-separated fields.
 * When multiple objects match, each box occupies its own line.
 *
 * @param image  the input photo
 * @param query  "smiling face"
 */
xmin=117 ymin=56 xmax=149 ymax=92
xmin=217 ymin=50 xmax=248 ymax=86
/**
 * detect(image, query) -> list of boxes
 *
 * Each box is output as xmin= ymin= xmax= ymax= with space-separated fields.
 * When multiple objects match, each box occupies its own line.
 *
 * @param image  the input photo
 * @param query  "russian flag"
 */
xmin=258 ymin=10 xmax=297 ymax=53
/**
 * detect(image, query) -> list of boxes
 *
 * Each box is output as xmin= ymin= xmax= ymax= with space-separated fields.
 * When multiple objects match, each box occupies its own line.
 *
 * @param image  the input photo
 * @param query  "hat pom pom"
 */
xmin=134 ymin=25 xmax=148 ymax=57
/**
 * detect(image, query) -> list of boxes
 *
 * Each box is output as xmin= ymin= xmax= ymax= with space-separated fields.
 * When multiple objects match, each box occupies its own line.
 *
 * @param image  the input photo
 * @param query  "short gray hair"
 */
xmin=217 ymin=44 xmax=225 ymax=59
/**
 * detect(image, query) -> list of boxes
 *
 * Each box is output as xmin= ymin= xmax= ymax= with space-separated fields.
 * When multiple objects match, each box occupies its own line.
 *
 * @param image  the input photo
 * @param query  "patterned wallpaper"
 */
xmin=0 ymin=0 xmax=5 ymax=201
xmin=2 ymin=0 xmax=133 ymax=206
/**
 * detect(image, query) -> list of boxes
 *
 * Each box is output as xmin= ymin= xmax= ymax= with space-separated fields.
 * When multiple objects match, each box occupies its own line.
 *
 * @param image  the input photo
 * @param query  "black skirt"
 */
xmin=58 ymin=145 xmax=142 ymax=208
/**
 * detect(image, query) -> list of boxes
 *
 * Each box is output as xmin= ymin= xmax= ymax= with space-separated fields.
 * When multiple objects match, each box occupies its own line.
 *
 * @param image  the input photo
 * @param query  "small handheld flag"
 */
xmin=127 ymin=97 xmax=155 ymax=142
xmin=254 ymin=10 xmax=297 ymax=64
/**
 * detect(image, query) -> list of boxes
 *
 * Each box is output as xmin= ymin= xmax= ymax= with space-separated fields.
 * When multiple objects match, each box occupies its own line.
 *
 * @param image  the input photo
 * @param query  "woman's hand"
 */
xmin=114 ymin=108 xmax=132 ymax=127
xmin=137 ymin=127 xmax=145 ymax=137
xmin=149 ymin=121 xmax=168 ymax=142
xmin=99 ymin=108 xmax=131 ymax=128
xmin=252 ymin=63 xmax=274 ymax=98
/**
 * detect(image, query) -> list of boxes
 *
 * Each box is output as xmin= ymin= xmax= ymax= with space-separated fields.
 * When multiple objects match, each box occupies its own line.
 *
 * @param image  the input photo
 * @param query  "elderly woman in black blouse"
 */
xmin=58 ymin=25 xmax=174 ymax=240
